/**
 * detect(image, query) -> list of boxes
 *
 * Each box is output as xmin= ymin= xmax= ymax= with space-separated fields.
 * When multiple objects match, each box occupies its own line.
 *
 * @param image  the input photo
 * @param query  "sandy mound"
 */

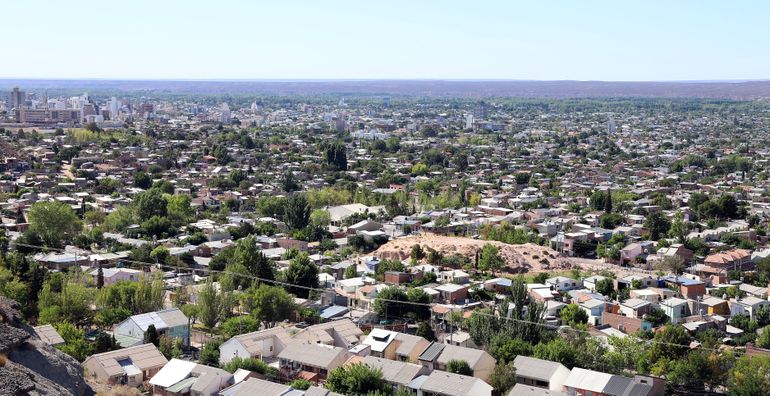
xmin=375 ymin=234 xmax=571 ymax=273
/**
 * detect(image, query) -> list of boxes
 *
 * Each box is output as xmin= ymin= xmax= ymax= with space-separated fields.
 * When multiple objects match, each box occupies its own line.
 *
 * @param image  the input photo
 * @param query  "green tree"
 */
xmin=559 ymin=304 xmax=588 ymax=327
xmin=133 ymin=188 xmax=168 ymax=220
xmin=199 ymin=339 xmax=222 ymax=366
xmin=289 ymin=379 xmax=312 ymax=390
xmin=166 ymin=194 xmax=194 ymax=227
xmin=198 ymin=279 xmax=230 ymax=331
xmin=373 ymin=286 xmax=409 ymax=319
xmin=145 ymin=324 xmax=160 ymax=346
xmin=94 ymin=307 xmax=132 ymax=328
xmin=133 ymin=171 xmax=153 ymax=189
xmin=324 ymin=141 xmax=348 ymax=171
xmin=644 ymin=211 xmax=671 ymax=241
xmin=410 ymin=244 xmax=425 ymax=262
xmin=668 ymin=212 xmax=689 ymax=244
xmin=242 ymin=284 xmax=295 ymax=329
xmin=756 ymin=326 xmax=770 ymax=349
xmin=55 ymin=322 xmax=93 ymax=362
xmin=416 ymin=321 xmax=436 ymax=341
xmin=478 ymin=243 xmax=504 ymax=274
xmin=282 ymin=253 xmax=319 ymax=298
xmin=727 ymin=355 xmax=770 ymax=396
xmin=447 ymin=359 xmax=473 ymax=376
xmin=27 ymin=201 xmax=82 ymax=247
xmin=325 ymin=363 xmax=389 ymax=396
xmin=220 ymin=315 xmax=261 ymax=339
xmin=489 ymin=336 xmax=533 ymax=364
xmin=285 ymin=194 xmax=311 ymax=231
xmin=344 ymin=264 xmax=359 ymax=279
xmin=489 ymin=362 xmax=517 ymax=395
xmin=96 ymin=263 xmax=104 ymax=289
xmin=222 ymin=357 xmax=277 ymax=376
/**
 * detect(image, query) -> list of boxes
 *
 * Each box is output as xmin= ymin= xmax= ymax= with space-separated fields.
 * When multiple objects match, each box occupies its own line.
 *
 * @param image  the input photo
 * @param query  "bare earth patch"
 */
xmin=374 ymin=234 xmax=572 ymax=273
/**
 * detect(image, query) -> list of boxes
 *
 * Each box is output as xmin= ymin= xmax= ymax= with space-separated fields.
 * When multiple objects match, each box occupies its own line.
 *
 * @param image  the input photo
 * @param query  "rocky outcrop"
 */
xmin=0 ymin=296 xmax=92 ymax=396
xmin=375 ymin=234 xmax=572 ymax=272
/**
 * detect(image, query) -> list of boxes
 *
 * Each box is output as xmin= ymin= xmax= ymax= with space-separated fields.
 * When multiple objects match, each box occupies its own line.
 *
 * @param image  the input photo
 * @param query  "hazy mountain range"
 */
xmin=2 ymin=79 xmax=770 ymax=99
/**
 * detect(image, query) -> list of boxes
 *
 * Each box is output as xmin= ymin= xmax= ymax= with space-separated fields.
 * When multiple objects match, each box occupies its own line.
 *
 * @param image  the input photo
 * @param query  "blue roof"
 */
xmin=319 ymin=305 xmax=349 ymax=319
xmin=496 ymin=278 xmax=512 ymax=287
xmin=664 ymin=275 xmax=703 ymax=286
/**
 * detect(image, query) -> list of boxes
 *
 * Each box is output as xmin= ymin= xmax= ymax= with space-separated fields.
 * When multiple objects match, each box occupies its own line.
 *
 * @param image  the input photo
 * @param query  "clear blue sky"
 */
xmin=3 ymin=0 xmax=769 ymax=81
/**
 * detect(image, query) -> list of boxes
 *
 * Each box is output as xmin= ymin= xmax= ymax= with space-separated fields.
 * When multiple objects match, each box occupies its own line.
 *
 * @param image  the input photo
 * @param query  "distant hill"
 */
xmin=2 ymin=79 xmax=770 ymax=99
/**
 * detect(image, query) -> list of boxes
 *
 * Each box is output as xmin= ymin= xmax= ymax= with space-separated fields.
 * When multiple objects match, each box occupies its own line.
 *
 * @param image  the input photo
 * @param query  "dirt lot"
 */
xmin=375 ymin=234 xmax=572 ymax=273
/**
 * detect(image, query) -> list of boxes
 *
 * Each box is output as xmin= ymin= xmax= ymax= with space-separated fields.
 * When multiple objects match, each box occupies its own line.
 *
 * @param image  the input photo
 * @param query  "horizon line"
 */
xmin=1 ymin=77 xmax=770 ymax=84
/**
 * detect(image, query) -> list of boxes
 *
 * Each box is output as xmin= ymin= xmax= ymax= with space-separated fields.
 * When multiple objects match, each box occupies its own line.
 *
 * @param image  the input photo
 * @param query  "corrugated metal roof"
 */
xmin=418 ymin=341 xmax=445 ymax=362
xmin=165 ymin=376 xmax=197 ymax=393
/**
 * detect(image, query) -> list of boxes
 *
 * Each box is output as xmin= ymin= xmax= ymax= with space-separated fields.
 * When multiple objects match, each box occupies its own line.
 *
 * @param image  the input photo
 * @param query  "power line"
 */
xmin=13 ymin=241 xmax=746 ymax=355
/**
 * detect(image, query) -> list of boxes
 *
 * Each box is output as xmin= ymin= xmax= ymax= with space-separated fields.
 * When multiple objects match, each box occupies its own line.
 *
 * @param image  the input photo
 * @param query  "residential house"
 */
xmin=730 ymin=296 xmax=770 ymax=320
xmin=434 ymin=284 xmax=469 ymax=304
xmin=664 ymin=276 xmax=706 ymax=299
xmin=432 ymin=343 xmax=496 ymax=381
xmin=113 ymin=308 xmax=190 ymax=347
xmin=704 ymin=249 xmax=753 ymax=273
xmin=483 ymin=278 xmax=513 ymax=294
xmin=512 ymin=356 xmax=570 ymax=391
xmin=394 ymin=332 xmax=432 ymax=363
xmin=82 ymin=343 xmax=168 ymax=387
xmin=660 ymin=298 xmax=689 ymax=324
xmin=619 ymin=298 xmax=652 ymax=319
xmin=292 ymin=319 xmax=364 ymax=349
xmin=580 ymin=299 xmax=607 ymax=326
xmin=528 ymin=283 xmax=560 ymax=302
xmin=630 ymin=289 xmax=663 ymax=305
xmin=699 ymin=296 xmax=730 ymax=316
xmin=439 ymin=269 xmax=470 ymax=284
xmin=617 ymin=275 xmax=657 ymax=290
xmin=509 ymin=383 xmax=566 ymax=396
xmin=602 ymin=303 xmax=653 ymax=334
xmin=545 ymin=276 xmax=580 ymax=292
xmin=362 ymin=328 xmax=399 ymax=360
xmin=361 ymin=356 xmax=427 ymax=391
xmin=89 ymin=267 xmax=142 ymax=286
xmin=655 ymin=243 xmax=694 ymax=265
xmin=278 ymin=343 xmax=349 ymax=380
xmin=739 ymin=283 xmax=768 ymax=299
xmin=416 ymin=370 xmax=493 ymax=396
xmin=218 ymin=326 xmax=293 ymax=365
xmin=149 ymin=358 xmax=233 ymax=396
xmin=563 ymin=368 xmax=662 ymax=396
xmin=582 ymin=275 xmax=607 ymax=292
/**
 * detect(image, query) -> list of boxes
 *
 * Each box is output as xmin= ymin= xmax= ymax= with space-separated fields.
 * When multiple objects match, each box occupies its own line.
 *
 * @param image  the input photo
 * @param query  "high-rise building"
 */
xmin=335 ymin=115 xmax=346 ymax=132
xmin=465 ymin=114 xmax=474 ymax=130
xmin=8 ymin=87 xmax=25 ymax=109
xmin=219 ymin=103 xmax=231 ymax=124
xmin=607 ymin=118 xmax=616 ymax=134
xmin=109 ymin=97 xmax=120 ymax=118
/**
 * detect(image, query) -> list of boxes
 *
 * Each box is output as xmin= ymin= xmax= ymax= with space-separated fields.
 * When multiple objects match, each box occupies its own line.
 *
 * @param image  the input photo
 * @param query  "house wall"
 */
xmin=399 ymin=339 xmax=430 ymax=363
xmin=219 ymin=339 xmax=252 ymax=365
xmin=83 ymin=358 xmax=109 ymax=382
xmin=681 ymin=284 xmax=706 ymax=299
xmin=380 ymin=340 xmax=399 ymax=360
xmin=468 ymin=381 xmax=493 ymax=396
xmin=167 ymin=324 xmax=190 ymax=344
xmin=708 ymin=303 xmax=730 ymax=316
xmin=661 ymin=304 xmax=686 ymax=324
xmin=471 ymin=352 xmax=496 ymax=382
xmin=115 ymin=319 xmax=143 ymax=340
xmin=602 ymin=311 xmax=651 ymax=334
